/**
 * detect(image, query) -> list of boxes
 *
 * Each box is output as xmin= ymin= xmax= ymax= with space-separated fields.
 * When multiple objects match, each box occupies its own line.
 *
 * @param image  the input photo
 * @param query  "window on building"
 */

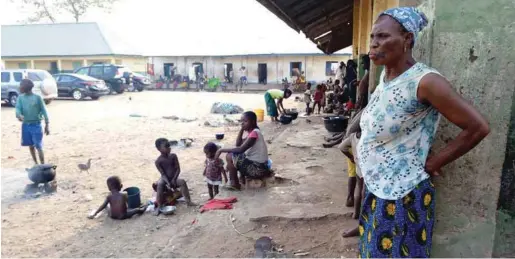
xmin=326 ymin=61 xmax=339 ymax=76
xmin=290 ymin=62 xmax=302 ymax=76
xmin=90 ymin=66 xmax=103 ymax=78
xmin=1 ymin=72 xmax=10 ymax=83
xmin=13 ymin=72 xmax=23 ymax=82
xmin=18 ymin=62 xmax=27 ymax=69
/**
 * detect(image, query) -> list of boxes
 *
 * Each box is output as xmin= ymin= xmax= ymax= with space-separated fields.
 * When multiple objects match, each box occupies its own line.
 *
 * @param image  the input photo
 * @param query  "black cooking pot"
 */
xmin=27 ymin=164 xmax=57 ymax=184
xmin=323 ymin=116 xmax=348 ymax=133
xmin=286 ymin=111 xmax=298 ymax=120
xmin=279 ymin=115 xmax=293 ymax=125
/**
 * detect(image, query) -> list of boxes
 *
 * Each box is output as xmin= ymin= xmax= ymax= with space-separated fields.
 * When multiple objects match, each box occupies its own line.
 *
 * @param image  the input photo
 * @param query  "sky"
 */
xmin=0 ymin=0 xmax=352 ymax=56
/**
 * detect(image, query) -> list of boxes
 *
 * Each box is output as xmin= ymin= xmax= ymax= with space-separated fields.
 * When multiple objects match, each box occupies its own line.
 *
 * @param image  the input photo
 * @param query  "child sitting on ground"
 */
xmin=203 ymin=142 xmax=228 ymax=199
xmin=304 ymin=83 xmax=312 ymax=115
xmin=88 ymin=176 xmax=147 ymax=220
xmin=154 ymin=138 xmax=196 ymax=215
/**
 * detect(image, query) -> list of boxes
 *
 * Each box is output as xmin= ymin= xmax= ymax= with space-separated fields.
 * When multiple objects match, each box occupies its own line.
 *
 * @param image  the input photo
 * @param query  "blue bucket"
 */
xmin=124 ymin=187 xmax=141 ymax=209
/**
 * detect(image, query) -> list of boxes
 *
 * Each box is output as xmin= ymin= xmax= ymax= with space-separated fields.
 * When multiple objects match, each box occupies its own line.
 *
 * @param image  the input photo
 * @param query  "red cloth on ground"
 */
xmin=199 ymin=196 xmax=238 ymax=213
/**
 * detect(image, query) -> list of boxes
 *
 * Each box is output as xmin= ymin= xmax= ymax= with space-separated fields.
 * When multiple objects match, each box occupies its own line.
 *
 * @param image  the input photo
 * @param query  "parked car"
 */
xmin=74 ymin=64 xmax=133 ymax=94
xmin=1 ymin=69 xmax=58 ymax=107
xmin=132 ymin=72 xmax=150 ymax=92
xmin=53 ymin=73 xmax=110 ymax=100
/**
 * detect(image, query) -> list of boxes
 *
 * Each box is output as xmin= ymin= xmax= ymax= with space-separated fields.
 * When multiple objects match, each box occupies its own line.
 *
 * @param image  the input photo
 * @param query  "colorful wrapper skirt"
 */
xmin=264 ymin=92 xmax=278 ymax=117
xmin=358 ymin=178 xmax=436 ymax=258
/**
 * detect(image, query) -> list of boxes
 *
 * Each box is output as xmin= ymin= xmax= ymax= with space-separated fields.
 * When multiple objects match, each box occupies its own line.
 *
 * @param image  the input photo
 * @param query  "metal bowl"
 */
xmin=159 ymin=206 xmax=176 ymax=215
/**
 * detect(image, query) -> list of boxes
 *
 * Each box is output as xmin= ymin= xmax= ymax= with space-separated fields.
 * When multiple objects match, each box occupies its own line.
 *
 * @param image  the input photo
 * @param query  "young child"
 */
xmin=340 ymin=131 xmax=365 ymax=238
xmin=321 ymin=83 xmax=327 ymax=112
xmin=15 ymin=79 xmax=50 ymax=164
xmin=313 ymin=84 xmax=323 ymax=114
xmin=303 ymin=83 xmax=312 ymax=115
xmin=88 ymin=176 xmax=147 ymax=220
xmin=154 ymin=138 xmax=196 ymax=215
xmin=203 ymin=142 xmax=228 ymax=199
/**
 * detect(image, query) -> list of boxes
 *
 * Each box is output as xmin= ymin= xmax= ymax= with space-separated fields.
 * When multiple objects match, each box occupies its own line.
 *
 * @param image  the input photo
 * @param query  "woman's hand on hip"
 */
xmin=425 ymin=156 xmax=441 ymax=177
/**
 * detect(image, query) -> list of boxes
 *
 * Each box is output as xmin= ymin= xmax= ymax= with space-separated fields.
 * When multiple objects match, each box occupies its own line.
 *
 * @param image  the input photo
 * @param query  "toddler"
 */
xmin=203 ymin=142 xmax=228 ymax=199
xmin=304 ymin=83 xmax=312 ymax=115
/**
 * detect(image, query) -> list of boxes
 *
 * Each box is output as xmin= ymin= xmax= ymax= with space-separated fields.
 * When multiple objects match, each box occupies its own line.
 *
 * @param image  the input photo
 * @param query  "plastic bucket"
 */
xmin=254 ymin=109 xmax=264 ymax=122
xmin=124 ymin=187 xmax=141 ymax=209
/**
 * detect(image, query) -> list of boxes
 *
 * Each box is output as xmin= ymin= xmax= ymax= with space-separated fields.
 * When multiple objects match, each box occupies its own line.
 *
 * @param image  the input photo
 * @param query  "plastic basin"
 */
xmin=124 ymin=187 xmax=141 ymax=209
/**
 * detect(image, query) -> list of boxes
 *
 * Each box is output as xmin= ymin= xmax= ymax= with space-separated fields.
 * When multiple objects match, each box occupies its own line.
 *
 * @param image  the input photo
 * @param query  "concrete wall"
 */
xmin=1 ymin=56 xmax=147 ymax=73
xmin=399 ymin=0 xmax=515 ymax=257
xmin=119 ymin=56 xmax=146 ymax=73
xmin=151 ymin=54 xmax=350 ymax=83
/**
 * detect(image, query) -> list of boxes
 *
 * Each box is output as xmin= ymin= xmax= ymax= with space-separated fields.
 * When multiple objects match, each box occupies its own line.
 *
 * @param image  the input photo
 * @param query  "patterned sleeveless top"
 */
xmin=358 ymin=62 xmax=441 ymax=200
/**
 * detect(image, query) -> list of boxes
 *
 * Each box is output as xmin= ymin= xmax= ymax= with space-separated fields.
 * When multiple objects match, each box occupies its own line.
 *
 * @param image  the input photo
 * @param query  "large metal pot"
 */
xmin=323 ymin=116 xmax=349 ymax=133
xmin=27 ymin=164 xmax=56 ymax=184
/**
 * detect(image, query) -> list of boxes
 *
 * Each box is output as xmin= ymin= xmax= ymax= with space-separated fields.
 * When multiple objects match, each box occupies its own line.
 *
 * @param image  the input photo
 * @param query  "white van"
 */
xmin=1 ymin=69 xmax=58 ymax=106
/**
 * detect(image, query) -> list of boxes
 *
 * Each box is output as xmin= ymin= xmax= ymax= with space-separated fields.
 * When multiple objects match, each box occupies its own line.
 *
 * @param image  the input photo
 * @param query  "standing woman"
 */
xmin=344 ymin=60 xmax=358 ymax=104
xmin=264 ymin=88 xmax=292 ymax=121
xmin=357 ymin=7 xmax=489 ymax=258
xmin=336 ymin=62 xmax=346 ymax=89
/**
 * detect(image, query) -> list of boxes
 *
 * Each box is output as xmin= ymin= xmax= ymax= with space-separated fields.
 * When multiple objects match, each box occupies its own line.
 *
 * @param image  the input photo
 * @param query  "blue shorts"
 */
xmin=21 ymin=123 xmax=43 ymax=149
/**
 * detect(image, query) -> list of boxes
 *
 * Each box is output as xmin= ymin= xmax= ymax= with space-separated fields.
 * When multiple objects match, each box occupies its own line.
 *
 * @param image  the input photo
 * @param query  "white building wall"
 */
xmin=150 ymin=54 xmax=351 ymax=83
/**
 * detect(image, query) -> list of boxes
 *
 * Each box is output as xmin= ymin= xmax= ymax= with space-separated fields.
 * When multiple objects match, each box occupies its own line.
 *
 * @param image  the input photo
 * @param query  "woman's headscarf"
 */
xmin=380 ymin=7 xmax=428 ymax=44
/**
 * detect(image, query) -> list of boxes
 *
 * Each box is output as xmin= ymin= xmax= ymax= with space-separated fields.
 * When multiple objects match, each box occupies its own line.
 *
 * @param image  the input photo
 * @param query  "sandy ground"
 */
xmin=1 ymin=91 xmax=358 ymax=257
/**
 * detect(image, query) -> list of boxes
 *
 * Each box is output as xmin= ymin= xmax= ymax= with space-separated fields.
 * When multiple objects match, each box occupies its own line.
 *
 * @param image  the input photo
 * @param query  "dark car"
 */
xmin=132 ymin=72 xmax=150 ymax=92
xmin=54 ymin=73 xmax=110 ymax=100
xmin=74 ymin=64 xmax=133 ymax=94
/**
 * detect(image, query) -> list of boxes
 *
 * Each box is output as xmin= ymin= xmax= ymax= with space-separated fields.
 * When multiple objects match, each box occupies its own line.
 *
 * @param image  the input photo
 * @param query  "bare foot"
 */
xmin=187 ymin=201 xmax=198 ymax=207
xmin=342 ymin=227 xmax=360 ymax=238
xmin=346 ymin=196 xmax=354 ymax=207
xmin=138 ymin=205 xmax=148 ymax=214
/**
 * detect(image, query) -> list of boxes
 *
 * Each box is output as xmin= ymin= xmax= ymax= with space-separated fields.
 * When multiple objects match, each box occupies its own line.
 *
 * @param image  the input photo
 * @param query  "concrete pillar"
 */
xmin=358 ymin=0 xmax=372 ymax=55
xmin=30 ymin=60 xmax=35 ymax=69
xmin=110 ymin=58 xmax=115 ymax=65
xmin=352 ymin=0 xmax=361 ymax=58
xmin=57 ymin=59 xmax=62 ymax=73
xmin=82 ymin=59 xmax=87 ymax=66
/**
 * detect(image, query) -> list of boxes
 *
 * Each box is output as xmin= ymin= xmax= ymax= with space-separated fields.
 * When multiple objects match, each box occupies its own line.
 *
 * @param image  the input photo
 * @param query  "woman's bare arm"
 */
xmin=418 ymin=73 xmax=490 ymax=175
xmin=356 ymin=71 xmax=370 ymax=109
xmin=235 ymin=128 xmax=245 ymax=147
xmin=216 ymin=137 xmax=257 ymax=159
xmin=277 ymin=98 xmax=285 ymax=114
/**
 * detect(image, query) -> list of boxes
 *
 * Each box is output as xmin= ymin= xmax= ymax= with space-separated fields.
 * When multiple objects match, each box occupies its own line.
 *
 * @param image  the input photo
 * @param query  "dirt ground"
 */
xmin=1 ymin=91 xmax=358 ymax=257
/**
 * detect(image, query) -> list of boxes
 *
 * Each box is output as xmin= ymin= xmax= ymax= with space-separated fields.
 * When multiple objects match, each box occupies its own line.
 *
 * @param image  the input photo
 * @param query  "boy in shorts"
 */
xmin=15 ymin=79 xmax=50 ymax=164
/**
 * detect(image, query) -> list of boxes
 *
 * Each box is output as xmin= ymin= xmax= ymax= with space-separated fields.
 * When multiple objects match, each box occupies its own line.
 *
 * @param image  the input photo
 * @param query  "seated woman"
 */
xmin=215 ymin=111 xmax=270 ymax=190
